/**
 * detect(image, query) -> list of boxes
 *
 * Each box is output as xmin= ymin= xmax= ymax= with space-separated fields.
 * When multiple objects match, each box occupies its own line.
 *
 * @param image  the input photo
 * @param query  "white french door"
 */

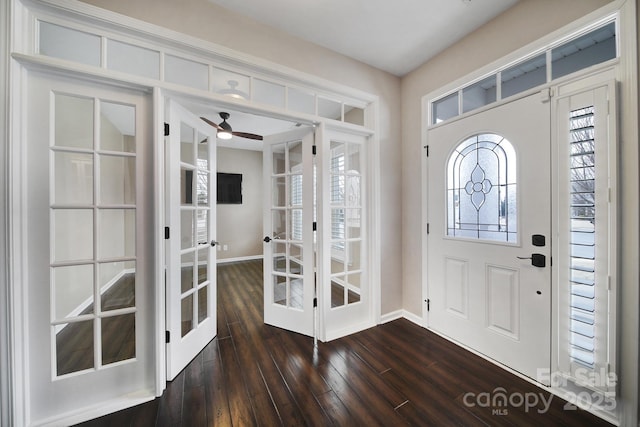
xmin=25 ymin=72 xmax=155 ymax=425
xmin=262 ymin=128 xmax=316 ymax=336
xmin=165 ymin=100 xmax=217 ymax=380
xmin=427 ymin=92 xmax=551 ymax=382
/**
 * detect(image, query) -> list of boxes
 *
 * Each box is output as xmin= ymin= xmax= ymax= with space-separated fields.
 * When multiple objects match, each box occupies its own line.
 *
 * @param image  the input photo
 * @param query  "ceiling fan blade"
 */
xmin=232 ymin=131 xmax=264 ymax=141
xmin=200 ymin=116 xmax=223 ymax=131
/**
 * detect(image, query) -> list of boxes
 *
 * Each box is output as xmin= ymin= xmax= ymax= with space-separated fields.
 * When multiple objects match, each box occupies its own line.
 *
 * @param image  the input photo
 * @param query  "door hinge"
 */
xmin=426 ymin=299 xmax=430 ymax=311
xmin=313 ymin=297 xmax=317 ymax=308
xmin=164 ymin=123 xmax=170 ymax=136
xmin=313 ymin=221 xmax=317 ymax=231
xmin=165 ymin=226 xmax=170 ymax=239
xmin=312 ymin=145 xmax=317 ymax=155
xmin=427 ymin=223 xmax=430 ymax=235
xmin=165 ymin=331 xmax=170 ymax=343
xmin=424 ymin=145 xmax=429 ymax=157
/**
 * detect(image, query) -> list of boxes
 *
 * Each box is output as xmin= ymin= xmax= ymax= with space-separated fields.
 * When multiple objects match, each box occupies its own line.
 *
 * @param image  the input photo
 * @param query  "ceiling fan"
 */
xmin=200 ymin=112 xmax=263 ymax=141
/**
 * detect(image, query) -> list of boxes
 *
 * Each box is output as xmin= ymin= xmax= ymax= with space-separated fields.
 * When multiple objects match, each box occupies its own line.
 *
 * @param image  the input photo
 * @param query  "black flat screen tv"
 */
xmin=217 ymin=172 xmax=243 ymax=204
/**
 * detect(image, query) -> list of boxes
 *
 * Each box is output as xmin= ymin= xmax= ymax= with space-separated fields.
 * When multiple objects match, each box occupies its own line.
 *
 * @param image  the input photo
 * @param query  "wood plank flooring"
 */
xmin=77 ymin=260 xmax=612 ymax=426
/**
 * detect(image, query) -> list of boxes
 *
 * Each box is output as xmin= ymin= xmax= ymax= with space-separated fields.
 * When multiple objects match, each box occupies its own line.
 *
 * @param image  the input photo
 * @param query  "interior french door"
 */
xmin=427 ymin=92 xmax=551 ymax=382
xmin=25 ymin=72 xmax=155 ymax=424
xmin=262 ymin=128 xmax=316 ymax=336
xmin=166 ymin=100 xmax=217 ymax=380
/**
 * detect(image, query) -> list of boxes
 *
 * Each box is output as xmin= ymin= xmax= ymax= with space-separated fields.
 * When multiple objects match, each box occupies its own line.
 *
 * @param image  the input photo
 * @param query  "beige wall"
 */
xmin=80 ymin=0 xmax=403 ymax=315
xmin=400 ymin=0 xmax=615 ymax=316
xmin=216 ymin=147 xmax=263 ymax=260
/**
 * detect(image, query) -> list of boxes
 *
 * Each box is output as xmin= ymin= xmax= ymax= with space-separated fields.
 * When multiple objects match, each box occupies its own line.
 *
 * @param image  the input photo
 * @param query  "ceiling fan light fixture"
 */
xmin=218 ymin=80 xmax=249 ymax=100
xmin=217 ymin=130 xmax=233 ymax=140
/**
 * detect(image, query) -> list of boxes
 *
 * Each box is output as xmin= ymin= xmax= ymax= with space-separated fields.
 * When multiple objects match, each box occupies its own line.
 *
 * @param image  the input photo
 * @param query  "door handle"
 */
xmin=517 ymin=253 xmax=546 ymax=268
xmin=210 ymin=240 xmax=219 ymax=247
xmin=263 ymin=236 xmax=272 ymax=243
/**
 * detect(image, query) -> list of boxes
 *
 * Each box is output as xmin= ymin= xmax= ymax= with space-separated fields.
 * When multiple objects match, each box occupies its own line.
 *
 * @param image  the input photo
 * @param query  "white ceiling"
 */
xmin=208 ymin=0 xmax=519 ymax=76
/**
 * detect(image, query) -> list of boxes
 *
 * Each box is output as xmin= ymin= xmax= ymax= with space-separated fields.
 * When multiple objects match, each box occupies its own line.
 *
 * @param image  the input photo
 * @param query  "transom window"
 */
xmin=447 ymin=133 xmax=517 ymax=242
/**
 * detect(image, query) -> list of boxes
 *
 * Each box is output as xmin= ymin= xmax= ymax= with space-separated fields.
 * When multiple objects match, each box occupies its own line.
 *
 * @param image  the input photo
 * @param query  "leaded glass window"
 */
xmin=447 ymin=133 xmax=517 ymax=242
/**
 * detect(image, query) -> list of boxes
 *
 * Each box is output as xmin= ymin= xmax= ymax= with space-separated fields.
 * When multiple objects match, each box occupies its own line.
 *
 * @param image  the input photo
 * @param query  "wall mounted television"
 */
xmin=217 ymin=172 xmax=243 ymax=204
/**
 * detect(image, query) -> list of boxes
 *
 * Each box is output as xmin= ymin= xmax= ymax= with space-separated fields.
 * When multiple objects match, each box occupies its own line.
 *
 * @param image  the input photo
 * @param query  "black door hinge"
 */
xmin=427 ymin=299 xmax=430 ymax=311
xmin=313 ymin=222 xmax=317 ymax=231
xmin=313 ymin=298 xmax=317 ymax=308
xmin=165 ymin=227 xmax=170 ymax=239
xmin=424 ymin=145 xmax=429 ymax=157
xmin=427 ymin=223 xmax=430 ymax=235
xmin=164 ymin=123 xmax=170 ymax=136
xmin=165 ymin=331 xmax=170 ymax=343
xmin=312 ymin=145 xmax=317 ymax=155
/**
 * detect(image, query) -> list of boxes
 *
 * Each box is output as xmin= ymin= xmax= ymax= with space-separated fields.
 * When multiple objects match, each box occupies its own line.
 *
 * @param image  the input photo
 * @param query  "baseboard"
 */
xmin=380 ymin=309 xmax=423 ymax=326
xmin=217 ymin=255 xmax=263 ymax=264
xmin=33 ymin=389 xmax=155 ymax=427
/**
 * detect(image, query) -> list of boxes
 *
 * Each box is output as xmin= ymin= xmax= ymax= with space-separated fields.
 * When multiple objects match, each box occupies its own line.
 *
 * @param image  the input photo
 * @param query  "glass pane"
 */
xmin=552 ymin=23 xmax=616 ymax=80
xmin=290 ymin=277 xmax=303 ymax=309
xmin=331 ymin=278 xmax=345 ymax=308
xmin=212 ymin=68 xmax=250 ymax=100
xmin=331 ymin=258 xmax=345 ymax=275
xmin=332 ymin=209 xmax=345 ymax=240
xmin=463 ymin=75 xmax=497 ymax=113
xmin=272 ymin=143 xmax=286 ymax=174
xmin=53 ymin=209 xmax=93 ymax=262
xmin=447 ymin=134 xmax=517 ymax=242
xmin=273 ymin=242 xmax=287 ymax=273
xmin=197 ymin=171 xmax=209 ymax=206
xmin=100 ymin=155 xmax=136 ymax=205
xmin=54 ymin=151 xmax=93 ymax=205
xmin=344 ymin=105 xmax=365 ymax=126
xmin=432 ymin=92 xmax=458 ymax=124
xmin=39 ymin=22 xmax=100 ymax=67
xmin=253 ymin=79 xmax=285 ymax=107
xmin=165 ymin=55 xmax=208 ymax=91
xmin=181 ymin=209 xmax=194 ymax=249
xmin=346 ymin=143 xmax=362 ymax=174
xmin=272 ymin=177 xmax=286 ymax=207
xmin=196 ymin=209 xmax=208 ymax=245
xmin=181 ymin=251 xmax=195 ymax=293
xmin=291 ymin=209 xmax=302 ymax=241
xmin=273 ymin=275 xmax=286 ymax=306
xmin=107 ymin=39 xmax=160 ymax=79
xmin=53 ymin=264 xmax=94 ymax=319
xmin=347 ymin=273 xmax=362 ymax=304
xmin=197 ymin=139 xmax=209 ymax=169
xmin=197 ymin=247 xmax=208 ymax=285
xmin=100 ymin=261 xmax=136 ymax=312
xmin=102 ymin=313 xmax=135 ymax=365
xmin=181 ymin=169 xmax=194 ymax=205
xmin=198 ymin=286 xmax=208 ymax=324
xmin=348 ymin=241 xmax=362 ymax=271
xmin=181 ymin=294 xmax=194 ymax=337
xmin=288 ymin=141 xmax=303 ymax=172
xmin=290 ymin=243 xmax=303 ymax=264
xmin=56 ymin=320 xmax=94 ymax=375
xmin=181 ymin=123 xmax=195 ymax=164
xmin=55 ymin=94 xmax=94 ymax=149
xmin=288 ymin=87 xmax=315 ymax=115
xmin=98 ymin=209 xmax=135 ymax=258
xmin=347 ymin=209 xmax=361 ymax=237
xmin=501 ymin=54 xmax=546 ymax=99
xmin=318 ymin=97 xmax=342 ymax=120
xmin=100 ymin=102 xmax=136 ymax=153
xmin=272 ymin=209 xmax=287 ymax=240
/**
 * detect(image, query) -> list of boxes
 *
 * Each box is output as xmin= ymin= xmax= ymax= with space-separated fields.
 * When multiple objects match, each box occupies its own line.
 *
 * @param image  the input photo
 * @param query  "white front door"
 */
xmin=262 ymin=128 xmax=316 ymax=336
xmin=25 ymin=72 xmax=155 ymax=424
xmin=165 ymin=100 xmax=217 ymax=380
xmin=427 ymin=92 xmax=551 ymax=382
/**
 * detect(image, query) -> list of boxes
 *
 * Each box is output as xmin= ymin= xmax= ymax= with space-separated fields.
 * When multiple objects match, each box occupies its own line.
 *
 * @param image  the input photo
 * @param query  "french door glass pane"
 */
xmin=100 ymin=102 xmax=136 ymax=152
xmin=53 ymin=264 xmax=94 ymax=319
xmin=181 ymin=294 xmax=194 ymax=337
xmin=98 ymin=209 xmax=135 ymax=259
xmin=56 ymin=320 xmax=94 ymax=375
xmin=54 ymin=152 xmax=93 ymax=205
xmin=181 ymin=210 xmax=194 ymax=249
xmin=197 ymin=248 xmax=208 ymax=285
xmin=54 ymin=94 xmax=94 ymax=149
xmin=99 ymin=155 xmax=136 ymax=205
xmin=102 ymin=314 xmax=135 ymax=365
xmin=100 ymin=261 xmax=136 ymax=312
xmin=181 ymin=251 xmax=195 ymax=293
xmin=53 ymin=209 xmax=93 ymax=263
xmin=198 ymin=286 xmax=208 ymax=324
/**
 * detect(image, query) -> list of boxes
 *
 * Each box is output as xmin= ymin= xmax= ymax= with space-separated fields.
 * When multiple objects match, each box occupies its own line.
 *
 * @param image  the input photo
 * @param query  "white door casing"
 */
xmin=262 ymin=127 xmax=316 ymax=337
xmin=25 ymin=72 xmax=155 ymax=425
xmin=165 ymin=100 xmax=217 ymax=380
xmin=427 ymin=92 xmax=551 ymax=382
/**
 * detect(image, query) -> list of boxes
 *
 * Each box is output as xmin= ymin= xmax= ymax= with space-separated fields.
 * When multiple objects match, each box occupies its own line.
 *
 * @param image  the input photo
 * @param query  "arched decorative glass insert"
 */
xmin=447 ymin=133 xmax=517 ymax=242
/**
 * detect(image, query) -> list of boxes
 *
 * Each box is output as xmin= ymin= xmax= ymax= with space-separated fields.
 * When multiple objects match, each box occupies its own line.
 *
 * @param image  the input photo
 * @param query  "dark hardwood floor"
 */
xmin=77 ymin=260 xmax=612 ymax=426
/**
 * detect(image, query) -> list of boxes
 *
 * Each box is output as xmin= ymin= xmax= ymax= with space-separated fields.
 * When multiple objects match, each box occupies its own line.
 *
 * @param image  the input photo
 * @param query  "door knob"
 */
xmin=517 ymin=253 xmax=546 ymax=268
xmin=263 ymin=236 xmax=272 ymax=243
xmin=210 ymin=240 xmax=219 ymax=247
